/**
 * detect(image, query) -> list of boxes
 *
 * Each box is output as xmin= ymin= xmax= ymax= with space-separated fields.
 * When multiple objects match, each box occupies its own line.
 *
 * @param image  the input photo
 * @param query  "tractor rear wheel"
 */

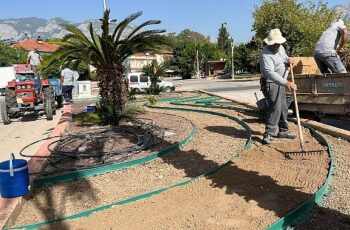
xmin=43 ymin=87 xmax=55 ymax=120
xmin=0 ymin=98 xmax=11 ymax=124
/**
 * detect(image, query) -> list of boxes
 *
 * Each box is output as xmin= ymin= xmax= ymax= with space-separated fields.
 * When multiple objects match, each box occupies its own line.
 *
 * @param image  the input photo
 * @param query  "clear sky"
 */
xmin=0 ymin=0 xmax=347 ymax=43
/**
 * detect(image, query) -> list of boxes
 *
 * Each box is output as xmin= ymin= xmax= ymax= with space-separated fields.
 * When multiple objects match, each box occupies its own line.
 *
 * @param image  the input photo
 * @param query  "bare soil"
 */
xmin=9 ymin=93 xmax=331 ymax=229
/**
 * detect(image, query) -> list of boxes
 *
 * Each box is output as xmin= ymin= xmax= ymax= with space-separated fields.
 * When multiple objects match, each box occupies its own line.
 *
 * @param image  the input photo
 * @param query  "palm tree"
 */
xmin=142 ymin=59 xmax=168 ymax=89
xmin=43 ymin=10 xmax=169 ymax=124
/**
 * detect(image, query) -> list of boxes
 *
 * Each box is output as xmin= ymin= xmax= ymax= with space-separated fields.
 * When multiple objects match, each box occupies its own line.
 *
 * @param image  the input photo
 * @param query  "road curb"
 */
xmin=0 ymin=105 xmax=71 ymax=229
xmin=199 ymin=89 xmax=350 ymax=141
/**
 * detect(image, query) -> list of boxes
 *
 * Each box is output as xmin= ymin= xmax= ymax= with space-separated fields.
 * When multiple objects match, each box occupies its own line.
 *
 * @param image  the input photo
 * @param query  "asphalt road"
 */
xmin=170 ymin=76 xmax=350 ymax=131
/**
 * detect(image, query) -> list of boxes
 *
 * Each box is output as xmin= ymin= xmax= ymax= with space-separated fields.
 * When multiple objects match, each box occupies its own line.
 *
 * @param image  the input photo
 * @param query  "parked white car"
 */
xmin=126 ymin=72 xmax=175 ymax=93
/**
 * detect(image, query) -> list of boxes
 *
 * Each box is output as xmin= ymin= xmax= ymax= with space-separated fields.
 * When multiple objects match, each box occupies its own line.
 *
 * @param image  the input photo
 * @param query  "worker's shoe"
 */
xmin=262 ymin=135 xmax=274 ymax=145
xmin=277 ymin=132 xmax=297 ymax=139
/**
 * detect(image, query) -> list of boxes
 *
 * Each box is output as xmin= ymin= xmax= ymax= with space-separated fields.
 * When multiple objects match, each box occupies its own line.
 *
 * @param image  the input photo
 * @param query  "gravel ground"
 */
xmin=11 ymin=105 xmax=247 ymax=227
xmin=38 ymin=99 xmax=329 ymax=230
xmin=297 ymin=134 xmax=350 ymax=230
xmin=8 ymin=93 xmax=336 ymax=229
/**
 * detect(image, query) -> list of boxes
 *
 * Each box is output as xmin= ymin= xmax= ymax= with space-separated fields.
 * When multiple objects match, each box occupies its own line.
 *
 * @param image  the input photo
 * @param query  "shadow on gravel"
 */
xmin=205 ymin=126 xmax=249 ymax=139
xmin=297 ymin=205 xmax=350 ymax=230
xmin=28 ymin=177 xmax=98 ymax=230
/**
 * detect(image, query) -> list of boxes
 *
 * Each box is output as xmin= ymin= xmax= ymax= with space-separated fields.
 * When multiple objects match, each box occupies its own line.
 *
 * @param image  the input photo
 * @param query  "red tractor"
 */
xmin=0 ymin=64 xmax=62 ymax=124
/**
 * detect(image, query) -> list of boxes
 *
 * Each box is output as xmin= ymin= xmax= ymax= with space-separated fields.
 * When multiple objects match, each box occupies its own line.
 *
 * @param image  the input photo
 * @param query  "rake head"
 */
xmin=285 ymin=149 xmax=324 ymax=157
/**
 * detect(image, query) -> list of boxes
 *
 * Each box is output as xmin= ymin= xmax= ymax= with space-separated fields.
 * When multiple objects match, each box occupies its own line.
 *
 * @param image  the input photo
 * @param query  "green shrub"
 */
xmin=95 ymin=99 xmax=146 ymax=125
xmin=145 ymin=85 xmax=164 ymax=95
xmin=74 ymin=112 xmax=101 ymax=123
xmin=147 ymin=96 xmax=158 ymax=105
xmin=95 ymin=99 xmax=120 ymax=125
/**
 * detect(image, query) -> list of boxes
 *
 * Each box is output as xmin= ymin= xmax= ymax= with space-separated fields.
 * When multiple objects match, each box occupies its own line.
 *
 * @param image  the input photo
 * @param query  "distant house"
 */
xmin=11 ymin=39 xmax=60 ymax=55
xmin=125 ymin=51 xmax=173 ymax=73
xmin=204 ymin=60 xmax=227 ymax=77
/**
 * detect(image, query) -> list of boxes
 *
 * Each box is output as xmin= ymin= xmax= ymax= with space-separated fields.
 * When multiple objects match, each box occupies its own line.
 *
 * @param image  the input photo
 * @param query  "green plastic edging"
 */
xmin=7 ymin=101 xmax=252 ymax=230
xmin=34 ymin=116 xmax=197 ymax=187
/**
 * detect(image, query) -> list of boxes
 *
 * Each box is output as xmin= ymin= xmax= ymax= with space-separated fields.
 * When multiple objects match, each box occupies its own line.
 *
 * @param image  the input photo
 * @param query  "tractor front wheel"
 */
xmin=0 ymin=98 xmax=11 ymax=124
xmin=5 ymin=87 xmax=19 ymax=118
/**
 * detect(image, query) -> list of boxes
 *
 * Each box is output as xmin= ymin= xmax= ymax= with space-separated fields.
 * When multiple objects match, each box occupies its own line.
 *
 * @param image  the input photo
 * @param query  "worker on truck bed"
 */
xmin=259 ymin=28 xmax=297 ymax=145
xmin=26 ymin=48 xmax=43 ymax=78
xmin=313 ymin=19 xmax=348 ymax=74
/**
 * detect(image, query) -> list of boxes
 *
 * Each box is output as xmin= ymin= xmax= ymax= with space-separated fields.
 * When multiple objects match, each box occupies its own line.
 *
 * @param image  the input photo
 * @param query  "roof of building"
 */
xmin=11 ymin=39 xmax=60 ymax=53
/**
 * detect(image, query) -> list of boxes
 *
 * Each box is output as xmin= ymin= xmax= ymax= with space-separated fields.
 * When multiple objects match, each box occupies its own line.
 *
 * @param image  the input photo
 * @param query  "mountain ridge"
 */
xmin=0 ymin=16 xmax=132 ymax=43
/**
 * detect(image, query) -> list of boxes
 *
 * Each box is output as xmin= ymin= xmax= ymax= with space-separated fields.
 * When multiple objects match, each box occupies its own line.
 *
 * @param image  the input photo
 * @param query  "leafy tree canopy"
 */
xmin=176 ymin=29 xmax=210 ymax=42
xmin=0 ymin=42 xmax=27 ymax=67
xmin=172 ymin=40 xmax=196 ymax=74
xmin=252 ymin=0 xmax=339 ymax=56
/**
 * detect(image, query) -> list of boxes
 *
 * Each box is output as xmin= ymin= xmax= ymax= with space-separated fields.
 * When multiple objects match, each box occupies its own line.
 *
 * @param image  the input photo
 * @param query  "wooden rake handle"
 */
xmin=290 ymin=63 xmax=305 ymax=150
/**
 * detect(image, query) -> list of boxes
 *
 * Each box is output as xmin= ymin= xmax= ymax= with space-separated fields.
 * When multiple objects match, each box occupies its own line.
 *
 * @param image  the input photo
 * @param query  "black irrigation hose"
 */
xmin=19 ymin=119 xmax=165 ymax=177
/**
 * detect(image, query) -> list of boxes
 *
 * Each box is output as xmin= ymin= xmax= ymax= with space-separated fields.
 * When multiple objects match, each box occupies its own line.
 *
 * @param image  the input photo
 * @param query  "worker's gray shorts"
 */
xmin=261 ymin=82 xmax=289 ymax=137
xmin=313 ymin=52 xmax=346 ymax=74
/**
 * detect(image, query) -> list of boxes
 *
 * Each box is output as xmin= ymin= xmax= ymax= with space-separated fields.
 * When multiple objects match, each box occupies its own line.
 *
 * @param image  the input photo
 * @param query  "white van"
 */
xmin=0 ymin=66 xmax=16 ymax=96
xmin=126 ymin=72 xmax=175 ymax=93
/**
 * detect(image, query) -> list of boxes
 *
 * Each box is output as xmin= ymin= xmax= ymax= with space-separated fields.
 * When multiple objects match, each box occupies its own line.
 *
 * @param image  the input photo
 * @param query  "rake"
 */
xmin=285 ymin=63 xmax=324 ymax=157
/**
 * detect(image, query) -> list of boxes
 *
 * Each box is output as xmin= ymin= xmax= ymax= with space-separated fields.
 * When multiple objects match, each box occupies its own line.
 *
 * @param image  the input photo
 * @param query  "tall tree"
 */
xmin=252 ymin=0 xmax=339 ymax=56
xmin=217 ymin=23 xmax=232 ymax=55
xmin=43 ymin=10 xmax=168 ymax=124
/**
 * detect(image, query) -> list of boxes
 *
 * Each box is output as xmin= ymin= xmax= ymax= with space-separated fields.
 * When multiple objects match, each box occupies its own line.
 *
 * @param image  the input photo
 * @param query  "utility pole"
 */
xmin=195 ymin=38 xmax=200 ymax=78
xmin=231 ymin=37 xmax=235 ymax=80
xmin=188 ymin=35 xmax=200 ymax=78
xmin=102 ymin=0 xmax=107 ymax=11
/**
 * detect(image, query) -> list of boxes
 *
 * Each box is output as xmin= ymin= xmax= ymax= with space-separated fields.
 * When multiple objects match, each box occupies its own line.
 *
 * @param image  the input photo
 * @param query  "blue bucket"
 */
xmin=86 ymin=104 xmax=95 ymax=113
xmin=0 ymin=154 xmax=29 ymax=198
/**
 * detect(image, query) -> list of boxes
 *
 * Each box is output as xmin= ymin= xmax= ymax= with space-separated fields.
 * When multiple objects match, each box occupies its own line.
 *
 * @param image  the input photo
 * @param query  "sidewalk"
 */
xmin=0 ymin=105 xmax=71 ymax=229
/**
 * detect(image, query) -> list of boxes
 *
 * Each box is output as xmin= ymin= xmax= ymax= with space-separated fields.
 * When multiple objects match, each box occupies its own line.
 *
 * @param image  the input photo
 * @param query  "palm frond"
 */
xmin=112 ymin=11 xmax=142 ymax=42
xmin=89 ymin=23 xmax=107 ymax=64
xmin=126 ymin=20 xmax=161 ymax=40
xmin=62 ymin=24 xmax=92 ymax=46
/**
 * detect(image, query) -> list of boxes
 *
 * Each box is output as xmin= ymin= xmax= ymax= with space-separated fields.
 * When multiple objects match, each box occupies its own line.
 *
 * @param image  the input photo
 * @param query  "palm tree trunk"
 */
xmin=96 ymin=66 xmax=128 ymax=121
xmin=151 ymin=76 xmax=157 ymax=89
